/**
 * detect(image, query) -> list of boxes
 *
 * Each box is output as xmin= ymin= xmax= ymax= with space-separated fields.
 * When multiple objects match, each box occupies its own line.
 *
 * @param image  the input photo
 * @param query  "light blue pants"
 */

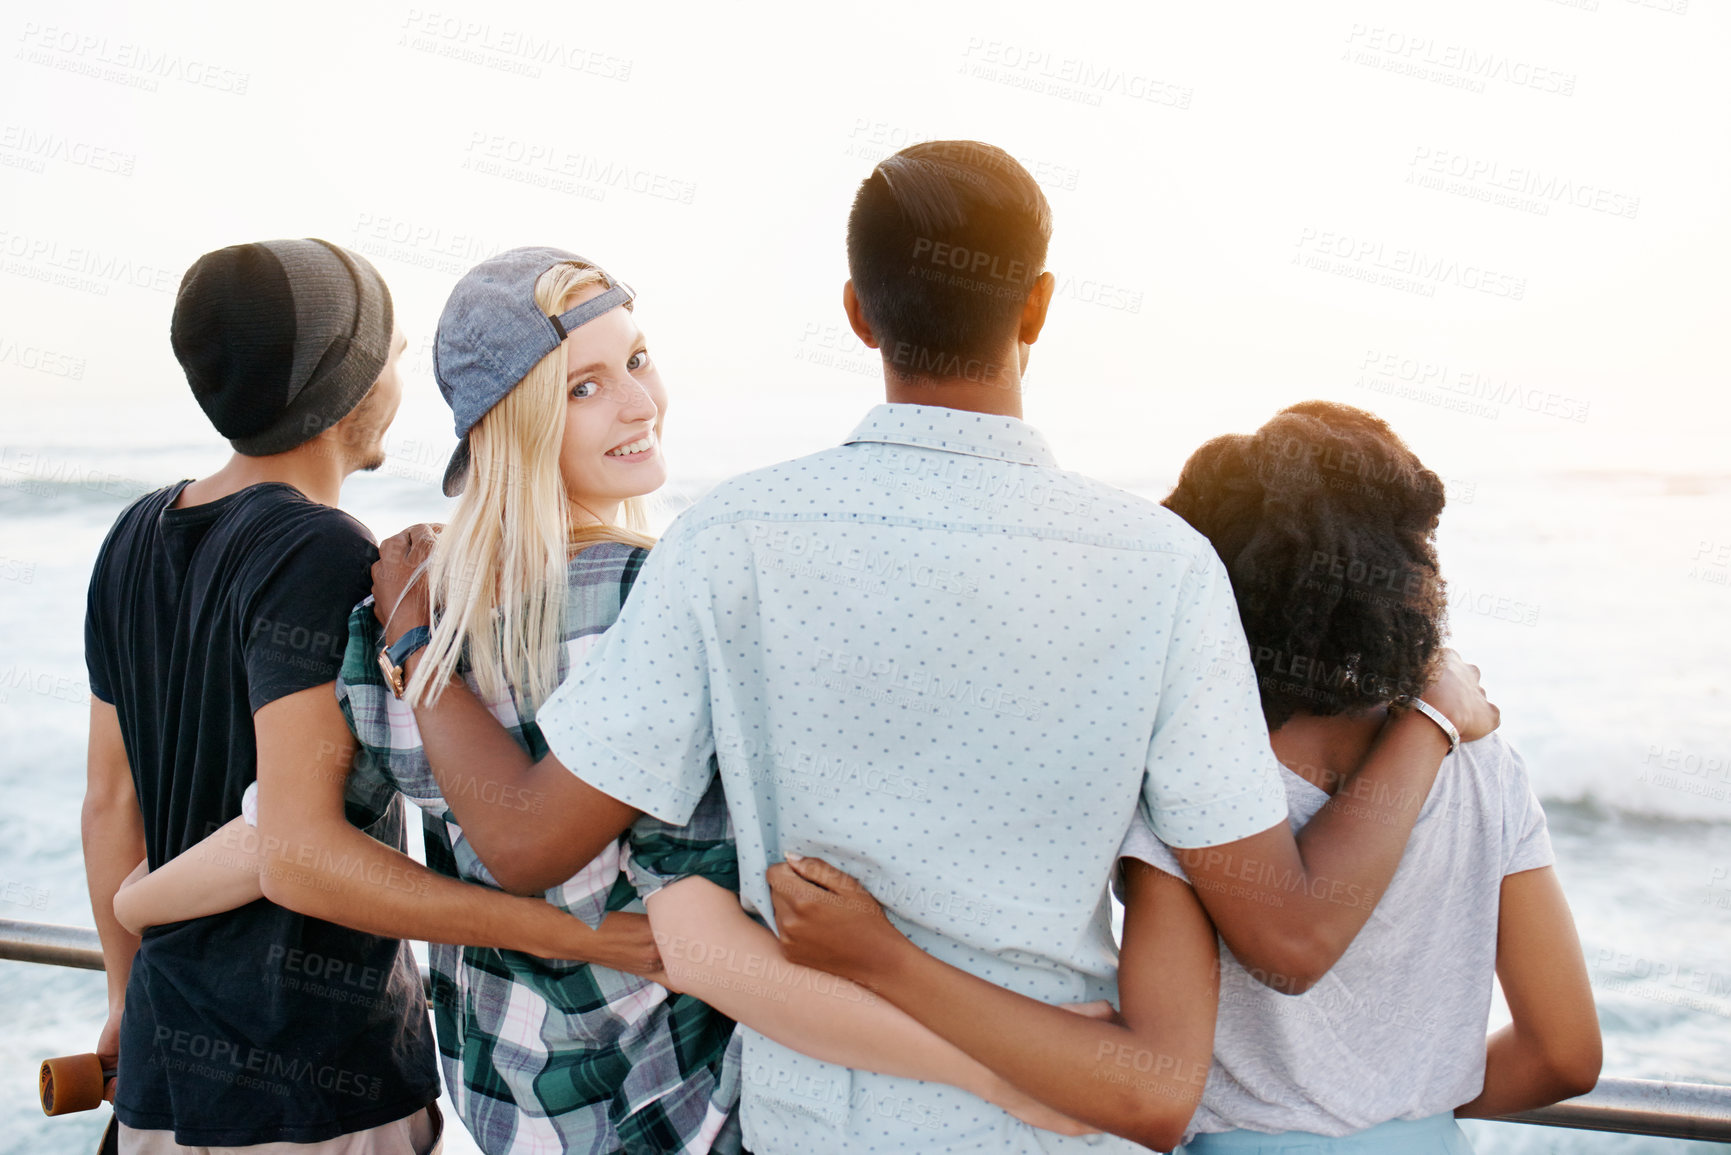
xmin=1178 ymin=1113 xmax=1475 ymax=1154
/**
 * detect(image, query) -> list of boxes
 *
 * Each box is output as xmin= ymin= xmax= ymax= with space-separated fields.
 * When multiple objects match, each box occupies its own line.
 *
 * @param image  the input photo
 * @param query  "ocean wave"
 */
xmin=0 ymin=477 xmax=160 ymax=516
xmin=1542 ymin=796 xmax=1731 ymax=828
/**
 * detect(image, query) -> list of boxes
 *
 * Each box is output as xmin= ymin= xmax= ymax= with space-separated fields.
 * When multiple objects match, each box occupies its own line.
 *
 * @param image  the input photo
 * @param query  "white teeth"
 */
xmin=606 ymin=435 xmax=655 ymax=457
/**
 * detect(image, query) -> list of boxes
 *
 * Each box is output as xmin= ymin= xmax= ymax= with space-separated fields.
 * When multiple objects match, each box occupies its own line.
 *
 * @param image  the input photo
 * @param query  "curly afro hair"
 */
xmin=1163 ymin=401 xmax=1450 ymax=730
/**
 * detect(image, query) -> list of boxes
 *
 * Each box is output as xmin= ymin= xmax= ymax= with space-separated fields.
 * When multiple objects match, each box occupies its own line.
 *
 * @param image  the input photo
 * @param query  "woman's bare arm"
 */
xmin=645 ymin=876 xmax=1093 ymax=1138
xmin=112 ymin=816 xmax=263 ymax=935
xmin=1455 ymin=866 xmax=1601 ymax=1117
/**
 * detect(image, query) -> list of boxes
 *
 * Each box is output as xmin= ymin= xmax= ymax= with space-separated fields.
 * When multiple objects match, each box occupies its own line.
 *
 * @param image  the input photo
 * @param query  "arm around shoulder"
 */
xmin=1180 ymin=651 xmax=1497 ymax=993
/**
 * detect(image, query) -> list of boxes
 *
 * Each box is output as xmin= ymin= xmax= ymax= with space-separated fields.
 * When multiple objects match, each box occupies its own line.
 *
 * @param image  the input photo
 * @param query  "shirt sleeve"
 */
xmin=1498 ymin=738 xmax=1555 ymax=875
xmin=1110 ymin=809 xmax=1190 ymax=904
xmin=538 ymin=524 xmax=717 ymax=825
xmin=241 ymin=514 xmax=377 ymax=713
xmin=1141 ymin=542 xmax=1288 ymax=848
xmin=83 ymin=549 xmax=114 ymax=705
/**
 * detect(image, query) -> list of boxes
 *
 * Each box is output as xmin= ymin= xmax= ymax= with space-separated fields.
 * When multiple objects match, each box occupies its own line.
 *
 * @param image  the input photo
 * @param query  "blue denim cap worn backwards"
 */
xmin=434 ymin=246 xmax=634 ymax=496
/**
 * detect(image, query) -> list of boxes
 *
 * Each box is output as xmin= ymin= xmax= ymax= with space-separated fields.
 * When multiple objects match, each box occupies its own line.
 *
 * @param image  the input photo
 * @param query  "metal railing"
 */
xmin=0 ymin=916 xmax=440 ymax=996
xmin=1 ymin=918 xmax=104 ymax=971
xmin=5 ymin=917 xmax=1730 ymax=1142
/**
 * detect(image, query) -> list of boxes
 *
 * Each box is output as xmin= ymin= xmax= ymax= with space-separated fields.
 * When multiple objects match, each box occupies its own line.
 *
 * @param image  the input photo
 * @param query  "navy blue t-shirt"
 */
xmin=84 ymin=481 xmax=438 ymax=1145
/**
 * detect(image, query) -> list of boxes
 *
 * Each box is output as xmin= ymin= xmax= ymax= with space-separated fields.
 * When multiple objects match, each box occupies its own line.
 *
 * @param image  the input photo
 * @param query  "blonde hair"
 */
xmin=406 ymin=261 xmax=657 ymax=709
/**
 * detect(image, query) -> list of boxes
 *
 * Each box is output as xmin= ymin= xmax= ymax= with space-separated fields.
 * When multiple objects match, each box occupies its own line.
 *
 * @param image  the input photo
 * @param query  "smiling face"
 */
xmin=555 ymin=284 xmax=667 ymax=524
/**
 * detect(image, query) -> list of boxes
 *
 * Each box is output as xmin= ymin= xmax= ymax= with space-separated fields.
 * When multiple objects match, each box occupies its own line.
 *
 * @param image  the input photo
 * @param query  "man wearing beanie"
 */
xmin=81 ymin=239 xmax=647 ymax=1152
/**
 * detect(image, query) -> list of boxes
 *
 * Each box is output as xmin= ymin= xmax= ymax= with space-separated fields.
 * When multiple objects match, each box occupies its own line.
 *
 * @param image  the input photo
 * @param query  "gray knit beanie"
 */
xmin=171 ymin=238 xmax=394 ymax=456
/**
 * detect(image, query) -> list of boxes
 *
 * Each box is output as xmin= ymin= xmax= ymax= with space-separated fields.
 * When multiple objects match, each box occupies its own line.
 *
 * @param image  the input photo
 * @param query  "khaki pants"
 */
xmin=119 ymin=1103 xmax=441 ymax=1155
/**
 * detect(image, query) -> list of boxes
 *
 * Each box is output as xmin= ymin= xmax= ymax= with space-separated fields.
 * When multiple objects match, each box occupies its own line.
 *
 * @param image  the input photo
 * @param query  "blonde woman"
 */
xmin=345 ymin=247 xmax=1087 ymax=1153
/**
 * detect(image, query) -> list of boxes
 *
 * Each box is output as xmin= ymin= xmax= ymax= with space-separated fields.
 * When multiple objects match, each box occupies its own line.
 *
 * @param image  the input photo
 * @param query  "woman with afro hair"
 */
xmin=1130 ymin=401 xmax=1601 ymax=1153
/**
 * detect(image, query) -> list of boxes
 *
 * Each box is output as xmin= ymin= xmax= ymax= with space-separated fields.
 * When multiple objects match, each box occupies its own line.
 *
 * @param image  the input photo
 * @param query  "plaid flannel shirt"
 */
xmin=337 ymin=540 xmax=743 ymax=1155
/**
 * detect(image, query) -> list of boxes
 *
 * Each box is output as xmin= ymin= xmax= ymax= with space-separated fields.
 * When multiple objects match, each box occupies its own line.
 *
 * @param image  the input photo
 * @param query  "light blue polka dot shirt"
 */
xmin=539 ymin=402 xmax=1287 ymax=1153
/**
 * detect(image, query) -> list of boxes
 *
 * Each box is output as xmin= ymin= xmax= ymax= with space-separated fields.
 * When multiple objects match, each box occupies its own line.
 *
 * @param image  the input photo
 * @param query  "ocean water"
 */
xmin=1 ymin=442 xmax=1727 ymax=1154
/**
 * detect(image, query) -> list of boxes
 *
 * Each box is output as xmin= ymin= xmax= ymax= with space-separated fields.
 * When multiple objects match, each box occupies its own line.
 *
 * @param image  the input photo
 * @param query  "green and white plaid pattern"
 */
xmin=337 ymin=541 xmax=743 ymax=1155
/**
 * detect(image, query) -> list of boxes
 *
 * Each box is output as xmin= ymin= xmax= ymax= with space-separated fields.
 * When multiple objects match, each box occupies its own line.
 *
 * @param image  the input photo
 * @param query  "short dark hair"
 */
xmin=1163 ymin=401 xmax=1449 ymax=730
xmin=846 ymin=141 xmax=1052 ymax=379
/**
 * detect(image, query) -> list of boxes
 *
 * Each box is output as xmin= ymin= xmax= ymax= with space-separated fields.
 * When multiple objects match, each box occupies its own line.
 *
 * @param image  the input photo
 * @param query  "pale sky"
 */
xmin=2 ymin=0 xmax=1727 ymax=487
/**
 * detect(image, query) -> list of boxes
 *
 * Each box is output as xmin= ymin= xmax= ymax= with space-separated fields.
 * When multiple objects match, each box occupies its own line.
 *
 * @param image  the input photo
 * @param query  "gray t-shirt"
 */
xmin=1116 ymin=731 xmax=1554 ymax=1140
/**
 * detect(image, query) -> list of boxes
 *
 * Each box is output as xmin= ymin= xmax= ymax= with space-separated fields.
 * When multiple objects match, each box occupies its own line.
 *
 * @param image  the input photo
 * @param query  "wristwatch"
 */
xmin=377 ymin=626 xmax=432 ymax=699
xmin=1409 ymin=697 xmax=1461 ymax=753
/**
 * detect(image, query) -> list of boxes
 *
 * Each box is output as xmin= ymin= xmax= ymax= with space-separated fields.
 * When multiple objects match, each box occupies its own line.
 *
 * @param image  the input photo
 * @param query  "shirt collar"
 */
xmin=841 ymin=403 xmax=1059 ymax=468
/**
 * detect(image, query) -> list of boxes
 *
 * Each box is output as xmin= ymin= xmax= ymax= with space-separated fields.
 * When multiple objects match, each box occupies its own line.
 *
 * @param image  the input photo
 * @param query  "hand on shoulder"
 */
xmin=372 ymin=523 xmax=441 ymax=642
xmin=1419 ymin=648 xmax=1501 ymax=744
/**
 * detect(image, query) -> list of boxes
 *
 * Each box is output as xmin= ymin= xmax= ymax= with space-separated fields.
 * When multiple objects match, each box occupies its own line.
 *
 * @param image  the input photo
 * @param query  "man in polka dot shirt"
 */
xmin=391 ymin=141 xmax=1492 ymax=1152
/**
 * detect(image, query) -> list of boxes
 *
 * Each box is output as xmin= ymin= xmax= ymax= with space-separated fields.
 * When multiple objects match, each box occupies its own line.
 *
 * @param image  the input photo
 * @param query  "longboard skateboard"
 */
xmin=40 ymin=1052 xmax=118 ymax=1153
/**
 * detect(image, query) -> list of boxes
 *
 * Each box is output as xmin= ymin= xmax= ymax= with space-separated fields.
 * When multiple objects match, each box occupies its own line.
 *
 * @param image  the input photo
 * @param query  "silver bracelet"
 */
xmin=1410 ymin=697 xmax=1461 ymax=753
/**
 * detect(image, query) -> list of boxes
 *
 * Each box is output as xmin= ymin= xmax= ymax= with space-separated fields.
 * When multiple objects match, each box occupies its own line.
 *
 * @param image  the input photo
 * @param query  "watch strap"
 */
xmin=385 ymin=625 xmax=432 ymax=667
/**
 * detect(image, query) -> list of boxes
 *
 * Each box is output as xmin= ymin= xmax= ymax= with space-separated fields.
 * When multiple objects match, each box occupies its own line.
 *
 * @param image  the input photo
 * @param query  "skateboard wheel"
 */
xmin=40 ymin=1052 xmax=106 ymax=1116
